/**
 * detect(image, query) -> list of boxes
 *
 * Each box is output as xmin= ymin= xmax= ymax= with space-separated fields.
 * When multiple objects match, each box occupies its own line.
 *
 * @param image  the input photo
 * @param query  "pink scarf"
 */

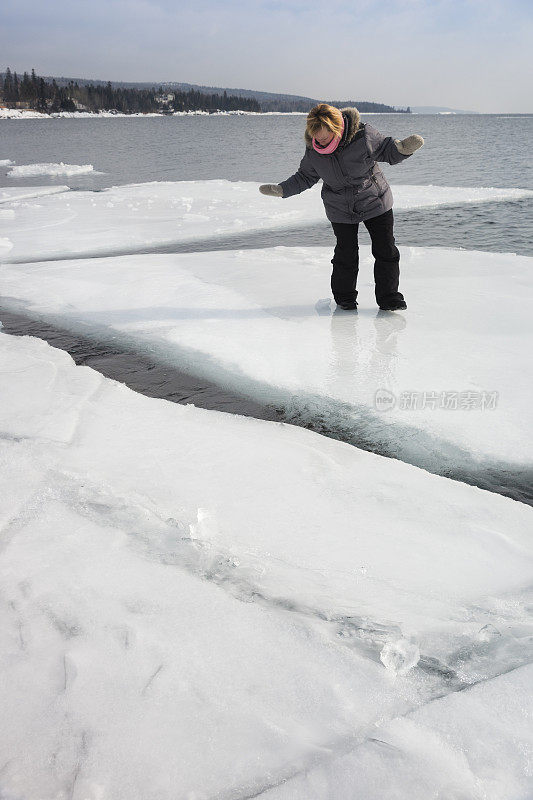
xmin=312 ymin=118 xmax=344 ymax=155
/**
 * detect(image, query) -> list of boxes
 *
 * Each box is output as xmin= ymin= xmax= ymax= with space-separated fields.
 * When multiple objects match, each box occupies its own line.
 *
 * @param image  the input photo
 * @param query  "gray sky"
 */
xmin=2 ymin=0 xmax=532 ymax=112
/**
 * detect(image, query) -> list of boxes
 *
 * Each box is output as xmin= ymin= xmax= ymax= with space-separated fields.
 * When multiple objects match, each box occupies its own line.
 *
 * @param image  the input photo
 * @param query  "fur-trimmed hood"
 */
xmin=304 ymin=107 xmax=361 ymax=149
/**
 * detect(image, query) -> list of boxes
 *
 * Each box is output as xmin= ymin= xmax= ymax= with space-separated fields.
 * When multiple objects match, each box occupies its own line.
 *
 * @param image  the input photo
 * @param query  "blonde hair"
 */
xmin=306 ymin=103 xmax=344 ymax=139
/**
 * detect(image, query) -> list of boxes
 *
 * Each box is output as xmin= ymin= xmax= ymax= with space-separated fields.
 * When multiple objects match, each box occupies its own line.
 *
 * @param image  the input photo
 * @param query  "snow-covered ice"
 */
xmin=0 ymin=109 xmax=305 ymax=119
xmin=0 ymin=109 xmax=416 ymax=119
xmin=1 ymin=169 xmax=532 ymax=797
xmin=0 ymin=108 xmax=51 ymax=119
xmin=0 ymin=185 xmax=70 ymax=204
xmin=7 ymin=162 xmax=96 ymax=177
xmin=261 ymin=664 xmax=533 ymax=799
xmin=1 ymin=180 xmax=531 ymax=263
xmin=1 ymin=245 xmax=531 ymax=478
xmin=0 ymin=108 xmax=416 ymax=119
xmin=380 ymin=639 xmax=421 ymax=675
xmin=0 ymin=331 xmax=532 ymax=799
xmin=0 ymin=108 xmax=162 ymax=119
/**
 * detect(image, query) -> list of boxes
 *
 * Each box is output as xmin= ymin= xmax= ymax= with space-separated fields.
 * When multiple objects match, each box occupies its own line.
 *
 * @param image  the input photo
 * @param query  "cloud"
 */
xmin=1 ymin=0 xmax=531 ymax=111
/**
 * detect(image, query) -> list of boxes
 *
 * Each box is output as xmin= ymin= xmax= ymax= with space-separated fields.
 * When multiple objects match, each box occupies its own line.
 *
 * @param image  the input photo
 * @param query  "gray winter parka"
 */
xmin=279 ymin=107 xmax=412 ymax=224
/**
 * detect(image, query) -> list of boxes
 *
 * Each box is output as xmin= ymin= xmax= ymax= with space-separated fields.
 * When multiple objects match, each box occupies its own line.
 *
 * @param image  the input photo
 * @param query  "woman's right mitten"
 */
xmin=259 ymin=184 xmax=283 ymax=197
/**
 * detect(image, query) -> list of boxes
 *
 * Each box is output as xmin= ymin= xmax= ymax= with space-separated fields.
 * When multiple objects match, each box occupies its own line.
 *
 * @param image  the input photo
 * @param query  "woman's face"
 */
xmin=314 ymin=125 xmax=336 ymax=147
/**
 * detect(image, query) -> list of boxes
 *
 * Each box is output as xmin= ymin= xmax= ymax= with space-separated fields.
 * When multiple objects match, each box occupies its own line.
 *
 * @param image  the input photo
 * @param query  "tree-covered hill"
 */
xmin=0 ymin=68 xmax=410 ymax=114
xmin=0 ymin=69 xmax=261 ymax=114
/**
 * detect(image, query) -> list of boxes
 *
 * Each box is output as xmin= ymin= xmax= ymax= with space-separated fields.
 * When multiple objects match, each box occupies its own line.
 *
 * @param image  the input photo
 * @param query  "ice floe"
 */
xmin=1 ymin=245 xmax=530 ymax=481
xmin=0 ymin=109 xmax=305 ymax=119
xmin=0 ymin=185 xmax=70 ymax=204
xmin=261 ymin=664 xmax=533 ymax=799
xmin=1 ymin=180 xmax=531 ymax=263
xmin=7 ymin=162 xmax=95 ymax=178
xmin=0 ymin=331 xmax=532 ymax=799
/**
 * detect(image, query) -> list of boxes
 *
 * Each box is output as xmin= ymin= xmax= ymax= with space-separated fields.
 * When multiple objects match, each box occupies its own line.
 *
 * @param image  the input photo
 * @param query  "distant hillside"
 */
xmin=2 ymin=73 xmax=410 ymax=113
xmin=152 ymin=84 xmax=411 ymax=113
xmin=0 ymin=70 xmax=260 ymax=114
xmin=411 ymin=105 xmax=479 ymax=114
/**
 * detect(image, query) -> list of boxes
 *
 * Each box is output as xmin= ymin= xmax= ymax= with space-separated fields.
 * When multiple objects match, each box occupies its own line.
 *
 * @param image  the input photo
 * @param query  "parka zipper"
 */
xmin=332 ymin=151 xmax=353 ymax=215
xmin=333 ymin=115 xmax=368 ymax=218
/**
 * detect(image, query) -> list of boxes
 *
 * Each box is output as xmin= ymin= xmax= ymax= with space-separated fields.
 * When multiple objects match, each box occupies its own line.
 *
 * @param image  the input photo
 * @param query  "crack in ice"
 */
xmin=49 ymin=470 xmax=533 ymax=688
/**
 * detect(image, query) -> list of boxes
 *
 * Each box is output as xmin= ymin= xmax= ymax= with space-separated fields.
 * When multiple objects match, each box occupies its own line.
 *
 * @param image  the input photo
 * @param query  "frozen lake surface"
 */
xmin=1 ymin=180 xmax=531 ymax=264
xmin=1 ymin=182 xmax=532 ymax=501
xmin=1 ymin=112 xmax=532 ymax=798
xmin=1 ymin=332 xmax=532 ymax=799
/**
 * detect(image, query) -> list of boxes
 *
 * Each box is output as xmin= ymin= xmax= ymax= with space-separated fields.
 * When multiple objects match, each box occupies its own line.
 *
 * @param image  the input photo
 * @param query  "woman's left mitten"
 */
xmin=395 ymin=135 xmax=425 ymax=155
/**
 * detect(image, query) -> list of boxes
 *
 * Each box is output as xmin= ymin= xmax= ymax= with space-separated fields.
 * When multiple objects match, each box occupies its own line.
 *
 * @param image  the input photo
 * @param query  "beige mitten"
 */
xmin=395 ymin=135 xmax=425 ymax=155
xmin=259 ymin=184 xmax=283 ymax=197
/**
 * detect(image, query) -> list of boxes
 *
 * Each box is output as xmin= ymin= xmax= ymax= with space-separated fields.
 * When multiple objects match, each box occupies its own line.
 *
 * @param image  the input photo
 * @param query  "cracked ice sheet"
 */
xmin=1 ymin=333 xmax=533 ymax=798
xmin=1 ymin=179 xmax=532 ymax=262
xmin=260 ymin=664 xmax=533 ymax=800
xmin=1 ymin=245 xmax=531 ymax=469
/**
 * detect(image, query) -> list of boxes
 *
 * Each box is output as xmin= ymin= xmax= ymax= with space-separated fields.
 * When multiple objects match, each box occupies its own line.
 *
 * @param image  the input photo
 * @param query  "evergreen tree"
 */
xmin=3 ymin=67 xmax=14 ymax=102
xmin=37 ymin=78 xmax=47 ymax=112
xmin=12 ymin=71 xmax=20 ymax=102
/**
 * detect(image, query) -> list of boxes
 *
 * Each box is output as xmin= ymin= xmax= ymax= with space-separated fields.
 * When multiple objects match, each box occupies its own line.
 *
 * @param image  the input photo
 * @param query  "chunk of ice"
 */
xmin=7 ymin=162 xmax=95 ymax=177
xmin=380 ymin=639 xmax=421 ymax=675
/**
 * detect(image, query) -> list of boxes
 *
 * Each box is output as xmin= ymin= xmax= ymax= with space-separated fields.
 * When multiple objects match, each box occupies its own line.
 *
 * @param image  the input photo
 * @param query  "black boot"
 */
xmin=379 ymin=299 xmax=407 ymax=311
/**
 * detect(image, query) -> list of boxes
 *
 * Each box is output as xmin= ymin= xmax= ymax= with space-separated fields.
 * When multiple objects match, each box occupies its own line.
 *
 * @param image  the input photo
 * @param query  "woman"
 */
xmin=259 ymin=103 xmax=424 ymax=311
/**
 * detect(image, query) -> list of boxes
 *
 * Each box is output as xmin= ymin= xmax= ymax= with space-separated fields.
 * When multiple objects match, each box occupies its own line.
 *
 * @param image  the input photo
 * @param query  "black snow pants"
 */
xmin=330 ymin=209 xmax=405 ymax=306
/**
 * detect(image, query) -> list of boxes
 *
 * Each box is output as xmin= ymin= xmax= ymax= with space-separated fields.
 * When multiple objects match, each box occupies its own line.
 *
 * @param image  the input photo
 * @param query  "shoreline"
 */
xmin=0 ymin=108 xmax=413 ymax=120
xmin=1 ymin=109 xmax=530 ymax=120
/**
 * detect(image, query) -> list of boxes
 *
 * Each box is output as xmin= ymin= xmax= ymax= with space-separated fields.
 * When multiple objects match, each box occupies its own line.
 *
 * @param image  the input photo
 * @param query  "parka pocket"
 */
xmin=371 ymin=175 xmax=385 ymax=198
xmin=352 ymin=177 xmax=381 ymax=213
